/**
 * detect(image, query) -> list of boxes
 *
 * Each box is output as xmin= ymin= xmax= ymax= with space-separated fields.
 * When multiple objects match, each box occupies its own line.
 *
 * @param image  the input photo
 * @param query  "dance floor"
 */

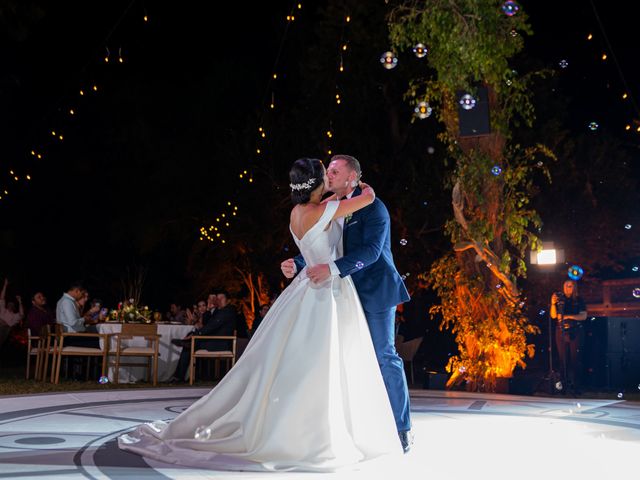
xmin=0 ymin=388 xmax=638 ymax=479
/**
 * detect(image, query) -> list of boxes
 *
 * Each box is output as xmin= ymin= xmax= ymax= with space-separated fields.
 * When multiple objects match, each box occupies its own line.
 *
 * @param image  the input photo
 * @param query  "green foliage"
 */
xmin=388 ymin=1 xmax=552 ymax=390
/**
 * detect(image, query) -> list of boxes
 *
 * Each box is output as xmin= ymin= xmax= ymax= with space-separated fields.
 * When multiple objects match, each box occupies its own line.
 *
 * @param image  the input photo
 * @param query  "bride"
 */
xmin=118 ymin=158 xmax=402 ymax=472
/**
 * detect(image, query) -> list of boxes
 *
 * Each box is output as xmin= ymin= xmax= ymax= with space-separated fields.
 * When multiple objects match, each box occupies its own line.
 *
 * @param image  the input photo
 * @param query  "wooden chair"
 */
xmin=396 ymin=336 xmax=424 ymax=386
xmin=53 ymin=324 xmax=109 ymax=384
xmin=25 ymin=328 xmax=42 ymax=379
xmin=189 ymin=334 xmax=236 ymax=385
xmin=107 ymin=323 xmax=161 ymax=386
xmin=38 ymin=324 xmax=62 ymax=382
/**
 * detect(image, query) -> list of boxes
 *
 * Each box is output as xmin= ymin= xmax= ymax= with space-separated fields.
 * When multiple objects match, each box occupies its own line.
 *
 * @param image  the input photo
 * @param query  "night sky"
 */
xmin=1 ymin=0 xmax=638 ymax=313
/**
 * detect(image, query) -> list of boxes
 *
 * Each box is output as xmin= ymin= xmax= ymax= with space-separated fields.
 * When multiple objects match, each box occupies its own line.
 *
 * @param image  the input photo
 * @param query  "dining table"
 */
xmin=96 ymin=322 xmax=195 ymax=383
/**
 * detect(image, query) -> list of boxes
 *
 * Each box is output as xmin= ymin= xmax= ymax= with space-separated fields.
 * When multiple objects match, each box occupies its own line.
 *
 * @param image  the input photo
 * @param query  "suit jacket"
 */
xmin=294 ymin=188 xmax=410 ymax=312
xmin=194 ymin=305 xmax=237 ymax=351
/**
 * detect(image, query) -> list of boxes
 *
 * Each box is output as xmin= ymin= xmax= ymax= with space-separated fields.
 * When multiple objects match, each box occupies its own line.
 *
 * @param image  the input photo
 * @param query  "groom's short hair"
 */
xmin=331 ymin=154 xmax=361 ymax=179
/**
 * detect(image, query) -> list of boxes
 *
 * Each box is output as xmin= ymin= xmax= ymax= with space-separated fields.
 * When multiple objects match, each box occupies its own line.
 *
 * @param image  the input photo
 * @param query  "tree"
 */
xmin=388 ymin=1 xmax=553 ymax=391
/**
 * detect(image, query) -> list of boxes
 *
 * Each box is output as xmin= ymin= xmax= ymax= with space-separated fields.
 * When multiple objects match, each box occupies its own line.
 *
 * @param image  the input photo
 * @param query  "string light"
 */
xmin=2 ymin=2 xmax=141 ymax=205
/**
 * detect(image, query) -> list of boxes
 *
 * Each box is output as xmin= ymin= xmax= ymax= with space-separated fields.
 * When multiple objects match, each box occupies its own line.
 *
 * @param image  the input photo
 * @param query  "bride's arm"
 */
xmin=331 ymin=183 xmax=375 ymax=220
xmin=321 ymin=193 xmax=338 ymax=204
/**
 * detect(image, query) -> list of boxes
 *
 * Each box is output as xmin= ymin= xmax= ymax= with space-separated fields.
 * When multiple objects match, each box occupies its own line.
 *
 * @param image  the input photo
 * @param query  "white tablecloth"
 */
xmin=97 ymin=323 xmax=194 ymax=383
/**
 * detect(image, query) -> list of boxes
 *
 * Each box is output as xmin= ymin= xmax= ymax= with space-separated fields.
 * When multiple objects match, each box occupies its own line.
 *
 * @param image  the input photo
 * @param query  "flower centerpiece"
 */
xmin=108 ymin=298 xmax=153 ymax=323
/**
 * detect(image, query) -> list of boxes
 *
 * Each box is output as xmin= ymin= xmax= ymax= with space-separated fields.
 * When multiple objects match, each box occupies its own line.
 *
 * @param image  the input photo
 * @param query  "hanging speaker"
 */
xmin=457 ymin=86 xmax=491 ymax=137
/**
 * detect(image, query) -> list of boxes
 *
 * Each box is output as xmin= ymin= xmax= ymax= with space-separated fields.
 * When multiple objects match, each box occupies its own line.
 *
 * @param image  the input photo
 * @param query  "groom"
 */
xmin=281 ymin=154 xmax=413 ymax=453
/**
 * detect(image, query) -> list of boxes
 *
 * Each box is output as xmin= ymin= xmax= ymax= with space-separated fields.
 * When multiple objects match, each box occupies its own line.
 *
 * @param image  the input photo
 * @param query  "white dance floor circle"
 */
xmin=0 ymin=388 xmax=638 ymax=479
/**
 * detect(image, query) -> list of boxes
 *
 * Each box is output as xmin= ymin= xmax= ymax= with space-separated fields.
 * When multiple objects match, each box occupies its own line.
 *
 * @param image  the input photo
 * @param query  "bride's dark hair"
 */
xmin=289 ymin=158 xmax=324 ymax=205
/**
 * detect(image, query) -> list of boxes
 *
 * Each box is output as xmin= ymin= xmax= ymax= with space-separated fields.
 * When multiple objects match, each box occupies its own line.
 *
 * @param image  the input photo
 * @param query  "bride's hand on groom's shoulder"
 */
xmin=359 ymin=182 xmax=375 ymax=200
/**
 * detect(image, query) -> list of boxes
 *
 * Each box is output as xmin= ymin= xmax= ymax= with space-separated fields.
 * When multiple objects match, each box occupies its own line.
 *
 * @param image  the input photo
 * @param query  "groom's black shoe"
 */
xmin=398 ymin=430 xmax=413 ymax=454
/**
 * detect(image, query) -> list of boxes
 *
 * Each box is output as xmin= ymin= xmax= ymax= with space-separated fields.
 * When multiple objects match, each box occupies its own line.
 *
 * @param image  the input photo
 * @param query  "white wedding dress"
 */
xmin=118 ymin=200 xmax=401 ymax=472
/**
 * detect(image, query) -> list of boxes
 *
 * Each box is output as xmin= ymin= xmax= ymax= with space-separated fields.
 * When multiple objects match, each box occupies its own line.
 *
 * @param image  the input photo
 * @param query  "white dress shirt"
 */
xmin=56 ymin=293 xmax=85 ymax=333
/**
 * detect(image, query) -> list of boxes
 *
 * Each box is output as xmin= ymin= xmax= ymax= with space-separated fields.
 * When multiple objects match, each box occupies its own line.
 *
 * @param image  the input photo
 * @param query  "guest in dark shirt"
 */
xmin=169 ymin=291 xmax=237 ymax=382
xmin=26 ymin=292 xmax=56 ymax=334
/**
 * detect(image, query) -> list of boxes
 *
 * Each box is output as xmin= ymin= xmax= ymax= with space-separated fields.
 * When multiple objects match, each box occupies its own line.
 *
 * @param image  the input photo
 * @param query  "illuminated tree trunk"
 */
xmin=389 ymin=1 xmax=547 ymax=392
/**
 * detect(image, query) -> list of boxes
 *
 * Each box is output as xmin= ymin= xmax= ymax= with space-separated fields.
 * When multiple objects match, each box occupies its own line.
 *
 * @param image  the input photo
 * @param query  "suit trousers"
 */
xmin=365 ymin=306 xmax=411 ymax=432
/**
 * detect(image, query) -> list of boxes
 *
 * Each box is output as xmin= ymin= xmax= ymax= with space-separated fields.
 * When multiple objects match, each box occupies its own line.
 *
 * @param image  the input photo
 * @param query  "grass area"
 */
xmin=0 ymin=366 xmax=220 ymax=397
xmin=1 ymin=346 xmax=638 ymax=401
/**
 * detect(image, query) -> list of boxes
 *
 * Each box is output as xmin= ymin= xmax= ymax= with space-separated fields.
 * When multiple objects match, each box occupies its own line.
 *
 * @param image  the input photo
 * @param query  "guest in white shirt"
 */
xmin=56 ymin=282 xmax=100 ymax=348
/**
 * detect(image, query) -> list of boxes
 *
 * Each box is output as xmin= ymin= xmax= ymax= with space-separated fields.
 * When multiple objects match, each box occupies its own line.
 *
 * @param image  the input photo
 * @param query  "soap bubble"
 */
xmin=459 ymin=93 xmax=476 ymax=110
xmin=194 ymin=426 xmax=212 ymax=441
xmin=625 ymin=224 xmax=632 ymax=230
xmin=502 ymin=1 xmax=519 ymax=16
xmin=568 ymin=265 xmax=584 ymax=281
xmin=412 ymin=43 xmax=428 ymax=58
xmin=356 ymin=261 xmax=364 ymax=269
xmin=427 ymin=146 xmax=435 ymax=154
xmin=559 ymin=59 xmax=569 ymax=69
xmin=539 ymin=310 xmax=546 ymax=315
xmin=588 ymin=121 xmax=599 ymax=131
xmin=555 ymin=381 xmax=563 ymax=391
xmin=401 ymin=275 xmax=406 ymax=280
xmin=400 ymin=238 xmax=408 ymax=246
xmin=617 ymin=392 xmax=624 ymax=399
xmin=380 ymin=51 xmax=398 ymax=70
xmin=98 ymin=375 xmax=109 ymax=384
xmin=491 ymin=165 xmax=502 ymax=176
xmin=632 ymin=266 xmax=638 ymax=272
xmin=510 ymin=29 xmax=518 ymax=37
xmin=458 ymin=366 xmax=466 ymax=373
xmin=414 ymin=101 xmax=433 ymax=119
xmin=632 ymin=288 xmax=640 ymax=299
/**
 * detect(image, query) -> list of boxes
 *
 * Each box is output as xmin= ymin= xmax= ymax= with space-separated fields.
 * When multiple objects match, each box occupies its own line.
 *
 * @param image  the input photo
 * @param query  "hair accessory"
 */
xmin=289 ymin=178 xmax=317 ymax=191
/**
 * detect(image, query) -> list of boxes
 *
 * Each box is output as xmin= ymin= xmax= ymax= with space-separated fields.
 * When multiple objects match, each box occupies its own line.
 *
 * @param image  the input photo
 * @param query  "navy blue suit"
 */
xmin=294 ymin=189 xmax=411 ymax=432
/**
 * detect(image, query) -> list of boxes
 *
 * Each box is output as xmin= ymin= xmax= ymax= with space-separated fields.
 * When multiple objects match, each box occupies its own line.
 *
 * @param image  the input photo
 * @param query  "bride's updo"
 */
xmin=289 ymin=158 xmax=324 ymax=205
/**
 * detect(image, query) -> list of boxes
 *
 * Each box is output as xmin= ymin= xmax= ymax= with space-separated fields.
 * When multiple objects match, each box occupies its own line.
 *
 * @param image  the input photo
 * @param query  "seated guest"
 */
xmin=26 ymin=291 xmax=56 ymax=334
xmin=56 ymin=282 xmax=101 ymax=348
xmin=169 ymin=290 xmax=236 ymax=382
xmin=185 ymin=300 xmax=207 ymax=328
xmin=0 ymin=278 xmax=24 ymax=352
xmin=166 ymin=303 xmax=185 ymax=323
xmin=250 ymin=303 xmax=271 ymax=336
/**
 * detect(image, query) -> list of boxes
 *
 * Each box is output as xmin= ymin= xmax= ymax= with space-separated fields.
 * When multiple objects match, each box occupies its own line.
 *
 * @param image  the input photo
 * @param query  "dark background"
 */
xmin=1 ymin=0 xmax=639 ymax=371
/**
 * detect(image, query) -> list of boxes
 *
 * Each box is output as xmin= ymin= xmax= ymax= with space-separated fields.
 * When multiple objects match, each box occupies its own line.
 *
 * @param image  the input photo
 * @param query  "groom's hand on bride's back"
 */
xmin=281 ymin=258 xmax=296 ymax=279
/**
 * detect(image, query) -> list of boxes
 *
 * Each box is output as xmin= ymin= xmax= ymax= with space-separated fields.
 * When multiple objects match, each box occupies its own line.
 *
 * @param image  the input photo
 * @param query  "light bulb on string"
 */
xmin=93 ymin=85 xmax=98 ymax=92
xmin=339 ymin=58 xmax=344 ymax=72
xmin=346 ymin=15 xmax=351 ymax=23
xmin=626 ymin=125 xmax=631 ymax=131
xmin=297 ymin=3 xmax=302 ymax=9
xmin=270 ymin=92 xmax=275 ymax=109
xmin=118 ymin=47 xmax=124 ymax=63
xmin=601 ymin=53 xmax=607 ymax=61
xmin=622 ymin=93 xmax=628 ymax=100
xmin=69 ymin=109 xmax=75 ymax=115
xmin=587 ymin=33 xmax=593 ymax=40
xmin=79 ymin=89 xmax=84 ymax=96
xmin=104 ymin=47 xmax=110 ymax=63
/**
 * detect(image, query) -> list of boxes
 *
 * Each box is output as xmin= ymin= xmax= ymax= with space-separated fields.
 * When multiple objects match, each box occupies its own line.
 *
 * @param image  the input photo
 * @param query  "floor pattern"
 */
xmin=1 ymin=388 xmax=638 ymax=479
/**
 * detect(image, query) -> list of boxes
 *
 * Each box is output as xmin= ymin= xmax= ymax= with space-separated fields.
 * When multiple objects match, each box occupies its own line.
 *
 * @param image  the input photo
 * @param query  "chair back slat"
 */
xmin=120 ymin=323 xmax=158 ymax=336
